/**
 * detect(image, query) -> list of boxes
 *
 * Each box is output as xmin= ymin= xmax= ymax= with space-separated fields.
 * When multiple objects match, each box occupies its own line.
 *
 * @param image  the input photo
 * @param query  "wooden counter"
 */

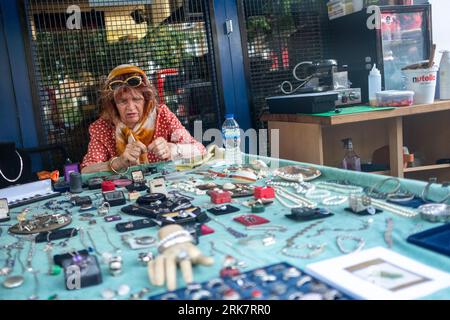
xmin=262 ymin=101 xmax=450 ymax=181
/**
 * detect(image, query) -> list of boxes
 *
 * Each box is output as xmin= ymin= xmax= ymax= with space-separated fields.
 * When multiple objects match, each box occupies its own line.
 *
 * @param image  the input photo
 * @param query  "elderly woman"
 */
xmin=81 ymin=64 xmax=205 ymax=174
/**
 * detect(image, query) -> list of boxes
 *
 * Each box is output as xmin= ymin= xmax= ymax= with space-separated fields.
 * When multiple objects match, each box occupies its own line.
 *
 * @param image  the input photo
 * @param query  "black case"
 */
xmin=62 ymin=254 xmax=103 ymax=290
xmin=266 ymin=92 xmax=338 ymax=114
xmin=36 ymin=228 xmax=78 ymax=243
xmin=115 ymin=218 xmax=157 ymax=233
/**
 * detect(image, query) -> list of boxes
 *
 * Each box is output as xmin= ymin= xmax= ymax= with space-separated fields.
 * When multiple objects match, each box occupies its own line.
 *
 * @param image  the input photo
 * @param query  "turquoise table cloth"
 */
xmin=0 ymin=154 xmax=449 ymax=300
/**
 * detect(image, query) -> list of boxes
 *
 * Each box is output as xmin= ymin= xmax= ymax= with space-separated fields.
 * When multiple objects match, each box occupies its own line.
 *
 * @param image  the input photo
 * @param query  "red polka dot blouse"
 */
xmin=81 ymin=104 xmax=205 ymax=169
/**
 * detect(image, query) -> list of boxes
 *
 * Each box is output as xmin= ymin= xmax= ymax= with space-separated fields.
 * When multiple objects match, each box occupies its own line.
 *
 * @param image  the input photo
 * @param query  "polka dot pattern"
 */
xmin=81 ymin=104 xmax=206 ymax=168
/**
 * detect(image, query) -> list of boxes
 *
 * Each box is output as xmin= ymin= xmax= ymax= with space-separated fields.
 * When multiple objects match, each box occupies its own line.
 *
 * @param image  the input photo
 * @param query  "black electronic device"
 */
xmin=87 ymin=177 xmax=103 ymax=190
xmin=71 ymin=196 xmax=92 ymax=207
xmin=266 ymin=92 xmax=338 ymax=115
xmin=0 ymin=198 xmax=10 ymax=222
xmin=102 ymin=190 xmax=126 ymax=207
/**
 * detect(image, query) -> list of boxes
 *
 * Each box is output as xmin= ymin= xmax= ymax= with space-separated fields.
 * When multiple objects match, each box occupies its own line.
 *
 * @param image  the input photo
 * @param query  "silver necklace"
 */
xmin=280 ymin=221 xmax=325 ymax=258
xmin=101 ymin=226 xmax=121 ymax=254
xmin=336 ymin=235 xmax=365 ymax=254
xmin=2 ymin=241 xmax=25 ymax=289
xmin=26 ymin=239 xmax=40 ymax=300
xmin=0 ymin=151 xmax=23 ymax=183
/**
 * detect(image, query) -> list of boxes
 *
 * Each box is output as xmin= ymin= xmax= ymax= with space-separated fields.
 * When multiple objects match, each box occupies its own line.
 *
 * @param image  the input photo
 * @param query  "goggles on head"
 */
xmin=107 ymin=75 xmax=144 ymax=91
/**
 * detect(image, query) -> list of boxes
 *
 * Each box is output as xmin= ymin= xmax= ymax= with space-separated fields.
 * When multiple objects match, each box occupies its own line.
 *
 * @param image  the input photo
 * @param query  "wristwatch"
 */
xmin=418 ymin=203 xmax=450 ymax=223
xmin=174 ymin=144 xmax=183 ymax=159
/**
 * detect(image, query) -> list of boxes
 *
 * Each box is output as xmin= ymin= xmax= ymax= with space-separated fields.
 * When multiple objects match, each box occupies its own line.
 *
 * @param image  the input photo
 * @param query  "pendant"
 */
xmin=2 ymin=275 xmax=25 ymax=289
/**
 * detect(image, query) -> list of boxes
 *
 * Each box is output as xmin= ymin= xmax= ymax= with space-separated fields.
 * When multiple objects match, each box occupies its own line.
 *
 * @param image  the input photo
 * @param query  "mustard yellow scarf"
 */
xmin=115 ymin=107 xmax=157 ymax=164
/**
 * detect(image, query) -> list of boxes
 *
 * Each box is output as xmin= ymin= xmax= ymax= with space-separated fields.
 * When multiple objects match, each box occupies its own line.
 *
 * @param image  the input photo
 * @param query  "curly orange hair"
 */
xmin=98 ymin=71 xmax=159 ymax=125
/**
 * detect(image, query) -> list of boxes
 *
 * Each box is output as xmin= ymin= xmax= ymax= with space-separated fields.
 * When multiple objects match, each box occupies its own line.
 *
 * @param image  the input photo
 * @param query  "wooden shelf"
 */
xmin=264 ymin=101 xmax=450 ymax=181
xmin=371 ymin=170 xmax=391 ymax=175
xmin=261 ymin=100 xmax=450 ymax=126
xmin=404 ymin=164 xmax=450 ymax=173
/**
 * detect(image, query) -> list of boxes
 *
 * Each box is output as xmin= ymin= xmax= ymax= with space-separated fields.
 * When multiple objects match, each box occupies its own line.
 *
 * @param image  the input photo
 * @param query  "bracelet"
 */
xmin=421 ymin=178 xmax=450 ymax=203
xmin=418 ymin=203 xmax=450 ymax=222
xmin=109 ymin=157 xmax=129 ymax=175
xmin=367 ymin=177 xmax=401 ymax=199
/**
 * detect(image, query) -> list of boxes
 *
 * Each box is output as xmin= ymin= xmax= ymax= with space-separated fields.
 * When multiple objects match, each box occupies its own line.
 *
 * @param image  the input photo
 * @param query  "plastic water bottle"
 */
xmin=439 ymin=50 xmax=450 ymax=100
xmin=222 ymin=114 xmax=242 ymax=165
xmin=368 ymin=64 xmax=382 ymax=106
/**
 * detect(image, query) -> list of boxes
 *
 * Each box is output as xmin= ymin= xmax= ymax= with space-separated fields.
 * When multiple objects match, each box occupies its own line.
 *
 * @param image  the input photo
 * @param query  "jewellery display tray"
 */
xmin=407 ymin=224 xmax=450 ymax=257
xmin=206 ymin=184 xmax=255 ymax=198
xmin=149 ymin=262 xmax=352 ymax=300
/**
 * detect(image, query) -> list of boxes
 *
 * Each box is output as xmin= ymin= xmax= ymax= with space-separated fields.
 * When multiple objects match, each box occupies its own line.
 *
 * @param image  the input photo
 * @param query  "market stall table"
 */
xmin=0 ymin=155 xmax=449 ymax=300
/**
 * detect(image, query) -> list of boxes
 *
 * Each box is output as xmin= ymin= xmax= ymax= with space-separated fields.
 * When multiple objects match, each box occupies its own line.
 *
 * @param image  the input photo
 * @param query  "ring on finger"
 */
xmin=176 ymin=250 xmax=190 ymax=263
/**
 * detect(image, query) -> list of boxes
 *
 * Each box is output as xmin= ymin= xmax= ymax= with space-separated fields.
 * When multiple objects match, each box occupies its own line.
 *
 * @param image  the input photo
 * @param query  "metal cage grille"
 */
xmin=240 ymin=0 xmax=331 ymax=129
xmin=23 ymin=0 xmax=222 ymax=165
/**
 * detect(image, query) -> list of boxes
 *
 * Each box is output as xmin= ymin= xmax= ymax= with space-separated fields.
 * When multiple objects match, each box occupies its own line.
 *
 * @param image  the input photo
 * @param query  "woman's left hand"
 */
xmin=148 ymin=137 xmax=172 ymax=160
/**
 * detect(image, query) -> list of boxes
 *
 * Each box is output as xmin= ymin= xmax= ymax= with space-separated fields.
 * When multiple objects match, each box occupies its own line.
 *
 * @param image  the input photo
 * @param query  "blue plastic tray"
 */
xmin=407 ymin=224 xmax=450 ymax=257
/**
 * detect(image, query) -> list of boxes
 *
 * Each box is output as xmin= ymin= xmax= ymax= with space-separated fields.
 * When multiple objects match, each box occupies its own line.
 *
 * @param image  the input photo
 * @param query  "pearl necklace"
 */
xmin=0 ymin=151 xmax=23 ymax=183
xmin=314 ymin=182 xmax=363 ymax=195
xmin=266 ymin=180 xmax=315 ymax=194
xmin=370 ymin=198 xmax=418 ymax=218
xmin=275 ymin=187 xmax=317 ymax=208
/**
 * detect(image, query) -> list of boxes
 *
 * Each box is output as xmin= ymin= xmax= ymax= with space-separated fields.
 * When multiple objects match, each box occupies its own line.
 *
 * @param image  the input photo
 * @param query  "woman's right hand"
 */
xmin=120 ymin=140 xmax=147 ymax=166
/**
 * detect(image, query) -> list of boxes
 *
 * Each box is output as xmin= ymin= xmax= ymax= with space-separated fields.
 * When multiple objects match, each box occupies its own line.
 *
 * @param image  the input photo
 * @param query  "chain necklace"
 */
xmin=2 ymin=241 xmax=26 ymax=289
xmin=307 ymin=219 xmax=372 ymax=238
xmin=0 ymin=150 xmax=23 ymax=183
xmin=101 ymin=226 xmax=121 ymax=254
xmin=280 ymin=221 xmax=326 ymax=258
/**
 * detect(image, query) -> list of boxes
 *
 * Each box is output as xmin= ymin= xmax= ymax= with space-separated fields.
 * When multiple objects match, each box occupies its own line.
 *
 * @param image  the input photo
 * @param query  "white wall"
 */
xmin=429 ymin=0 xmax=450 ymax=65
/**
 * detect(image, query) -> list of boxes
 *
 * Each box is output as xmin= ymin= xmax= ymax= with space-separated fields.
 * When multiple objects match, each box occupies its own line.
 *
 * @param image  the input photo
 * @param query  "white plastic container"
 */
xmin=352 ymin=0 xmax=363 ymax=12
xmin=402 ymin=66 xmax=438 ymax=104
xmin=439 ymin=50 xmax=450 ymax=100
xmin=368 ymin=64 xmax=382 ymax=106
xmin=376 ymin=90 xmax=415 ymax=107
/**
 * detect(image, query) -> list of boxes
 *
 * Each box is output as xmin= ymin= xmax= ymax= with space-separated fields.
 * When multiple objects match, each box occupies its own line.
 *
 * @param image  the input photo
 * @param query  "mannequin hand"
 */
xmin=148 ymin=225 xmax=214 ymax=291
xmin=148 ymin=137 xmax=172 ymax=161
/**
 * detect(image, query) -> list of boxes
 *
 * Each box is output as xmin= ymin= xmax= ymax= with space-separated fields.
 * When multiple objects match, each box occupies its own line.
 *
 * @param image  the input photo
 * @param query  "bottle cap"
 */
xmin=370 ymin=64 xmax=381 ymax=76
xmin=225 ymin=114 xmax=234 ymax=119
xmin=342 ymin=138 xmax=353 ymax=149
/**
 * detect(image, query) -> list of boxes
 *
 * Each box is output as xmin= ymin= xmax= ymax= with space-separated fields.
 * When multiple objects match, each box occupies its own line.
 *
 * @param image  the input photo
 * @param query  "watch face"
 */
xmin=0 ymin=198 xmax=9 ymax=220
xmin=132 ymin=170 xmax=144 ymax=182
xmin=104 ymin=191 xmax=124 ymax=201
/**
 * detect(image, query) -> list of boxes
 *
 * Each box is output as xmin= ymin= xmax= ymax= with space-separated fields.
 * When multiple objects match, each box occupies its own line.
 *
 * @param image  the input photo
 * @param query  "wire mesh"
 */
xmin=23 ymin=0 xmax=222 ymax=165
xmin=240 ymin=0 xmax=331 ymax=129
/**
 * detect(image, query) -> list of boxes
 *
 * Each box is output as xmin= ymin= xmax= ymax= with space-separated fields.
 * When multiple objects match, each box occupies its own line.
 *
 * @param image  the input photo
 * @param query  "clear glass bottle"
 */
xmin=342 ymin=138 xmax=361 ymax=171
xmin=222 ymin=114 xmax=242 ymax=165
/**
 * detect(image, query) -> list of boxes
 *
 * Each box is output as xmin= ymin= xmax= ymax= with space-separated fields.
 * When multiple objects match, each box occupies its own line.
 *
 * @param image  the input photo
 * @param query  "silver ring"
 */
xmin=191 ymin=289 xmax=212 ymax=300
xmin=160 ymin=293 xmax=179 ymax=300
xmin=206 ymin=278 xmax=224 ymax=290
xmin=184 ymin=283 xmax=202 ymax=297
xmin=288 ymin=292 xmax=304 ymax=300
xmin=176 ymin=250 xmax=190 ymax=263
